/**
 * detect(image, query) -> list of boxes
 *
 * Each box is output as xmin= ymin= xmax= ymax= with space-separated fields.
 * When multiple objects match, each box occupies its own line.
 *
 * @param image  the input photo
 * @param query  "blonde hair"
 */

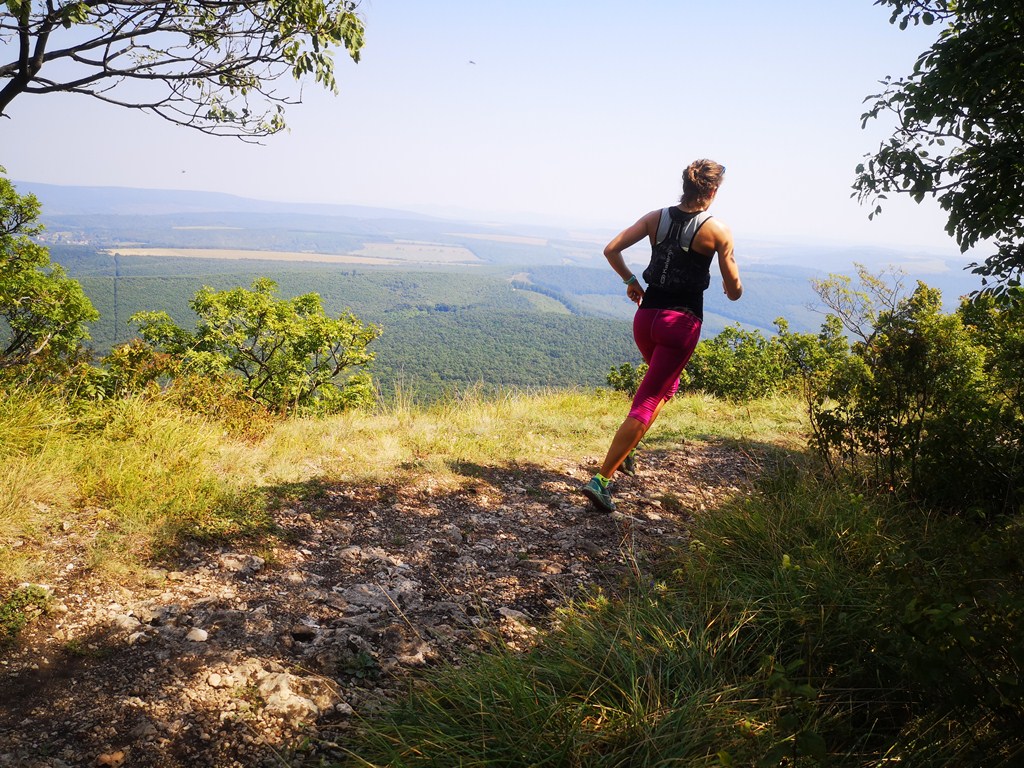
xmin=680 ymin=159 xmax=725 ymax=206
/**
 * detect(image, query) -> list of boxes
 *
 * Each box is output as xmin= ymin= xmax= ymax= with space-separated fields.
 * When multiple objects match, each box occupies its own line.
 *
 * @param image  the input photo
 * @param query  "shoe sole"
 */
xmin=581 ymin=486 xmax=616 ymax=513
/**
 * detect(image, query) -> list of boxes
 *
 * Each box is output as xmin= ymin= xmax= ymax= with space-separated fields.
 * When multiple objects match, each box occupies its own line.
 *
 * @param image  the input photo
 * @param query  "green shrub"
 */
xmin=808 ymin=275 xmax=1021 ymax=515
xmin=956 ymin=290 xmax=1024 ymax=513
xmin=132 ymin=277 xmax=379 ymax=414
xmin=606 ymin=361 xmax=648 ymax=398
xmin=774 ymin=315 xmax=850 ymax=394
xmin=685 ymin=324 xmax=786 ymax=400
xmin=0 ymin=585 xmax=51 ymax=644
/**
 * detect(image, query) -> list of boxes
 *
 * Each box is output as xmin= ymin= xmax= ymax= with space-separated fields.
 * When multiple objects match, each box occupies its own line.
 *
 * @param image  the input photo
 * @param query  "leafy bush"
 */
xmin=61 ymin=340 xmax=277 ymax=437
xmin=951 ymin=290 xmax=1024 ymax=513
xmin=807 ymin=270 xmax=1022 ymax=516
xmin=132 ymin=277 xmax=379 ymax=414
xmin=685 ymin=324 xmax=786 ymax=401
xmin=163 ymin=372 xmax=278 ymax=439
xmin=773 ymin=315 xmax=849 ymax=390
xmin=0 ymin=585 xmax=52 ymax=644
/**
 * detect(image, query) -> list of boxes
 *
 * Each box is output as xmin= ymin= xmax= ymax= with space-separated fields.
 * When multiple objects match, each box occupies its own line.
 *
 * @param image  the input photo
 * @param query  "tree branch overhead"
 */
xmin=0 ymin=0 xmax=364 ymax=137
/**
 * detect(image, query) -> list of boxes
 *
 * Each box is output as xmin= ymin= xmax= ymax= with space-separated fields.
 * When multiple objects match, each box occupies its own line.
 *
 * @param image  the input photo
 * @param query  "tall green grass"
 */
xmin=343 ymin=460 xmax=1024 ymax=767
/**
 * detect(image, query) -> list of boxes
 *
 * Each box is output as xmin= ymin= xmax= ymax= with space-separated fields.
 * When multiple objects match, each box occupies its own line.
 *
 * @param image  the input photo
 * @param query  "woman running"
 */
xmin=582 ymin=159 xmax=743 ymax=513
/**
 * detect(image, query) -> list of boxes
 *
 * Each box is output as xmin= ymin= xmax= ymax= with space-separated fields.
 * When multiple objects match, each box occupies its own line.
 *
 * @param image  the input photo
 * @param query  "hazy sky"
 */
xmin=1 ymin=1 xmax=958 ymax=252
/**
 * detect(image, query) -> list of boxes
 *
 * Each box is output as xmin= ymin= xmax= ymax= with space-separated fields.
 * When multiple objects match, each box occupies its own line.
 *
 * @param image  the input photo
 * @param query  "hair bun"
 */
xmin=680 ymin=159 xmax=725 ymax=206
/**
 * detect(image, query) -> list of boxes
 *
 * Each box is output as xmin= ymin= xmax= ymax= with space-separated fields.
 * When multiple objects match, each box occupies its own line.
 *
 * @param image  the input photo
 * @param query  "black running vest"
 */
xmin=639 ymin=207 xmax=714 ymax=319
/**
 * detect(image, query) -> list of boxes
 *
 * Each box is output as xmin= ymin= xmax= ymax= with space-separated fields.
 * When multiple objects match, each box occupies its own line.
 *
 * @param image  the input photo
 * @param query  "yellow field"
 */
xmin=170 ymin=226 xmax=244 ymax=231
xmin=105 ymin=243 xmax=480 ymax=266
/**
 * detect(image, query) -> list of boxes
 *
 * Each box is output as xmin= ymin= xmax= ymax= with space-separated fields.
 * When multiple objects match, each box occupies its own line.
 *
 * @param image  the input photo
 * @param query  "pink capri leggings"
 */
xmin=628 ymin=308 xmax=702 ymax=426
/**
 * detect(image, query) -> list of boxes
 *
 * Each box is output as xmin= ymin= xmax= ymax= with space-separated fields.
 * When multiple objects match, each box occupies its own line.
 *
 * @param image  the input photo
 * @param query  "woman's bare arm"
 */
xmin=604 ymin=210 xmax=659 ymax=304
xmin=708 ymin=220 xmax=742 ymax=300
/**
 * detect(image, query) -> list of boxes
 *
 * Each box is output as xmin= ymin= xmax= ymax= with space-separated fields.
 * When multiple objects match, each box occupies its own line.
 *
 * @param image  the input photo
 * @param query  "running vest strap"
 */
xmin=639 ymin=207 xmax=714 ymax=319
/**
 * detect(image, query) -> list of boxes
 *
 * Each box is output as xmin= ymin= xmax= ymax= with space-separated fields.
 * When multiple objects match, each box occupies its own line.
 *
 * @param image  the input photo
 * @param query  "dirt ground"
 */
xmin=0 ymin=441 xmax=761 ymax=767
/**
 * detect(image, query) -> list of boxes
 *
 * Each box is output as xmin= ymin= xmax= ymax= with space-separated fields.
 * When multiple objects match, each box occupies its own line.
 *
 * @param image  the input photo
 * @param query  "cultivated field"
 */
xmin=105 ymin=247 xmax=403 ymax=265
xmin=106 ymin=241 xmax=481 ymax=266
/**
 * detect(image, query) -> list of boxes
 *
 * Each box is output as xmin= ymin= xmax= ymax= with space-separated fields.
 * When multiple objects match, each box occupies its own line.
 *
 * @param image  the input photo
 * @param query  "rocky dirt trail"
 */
xmin=0 ymin=442 xmax=760 ymax=767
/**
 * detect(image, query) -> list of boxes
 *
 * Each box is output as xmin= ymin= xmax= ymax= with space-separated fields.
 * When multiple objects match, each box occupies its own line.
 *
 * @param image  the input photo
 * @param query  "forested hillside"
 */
xmin=64 ymin=257 xmax=639 ymax=397
xmin=55 ymin=246 xmax=822 ymax=398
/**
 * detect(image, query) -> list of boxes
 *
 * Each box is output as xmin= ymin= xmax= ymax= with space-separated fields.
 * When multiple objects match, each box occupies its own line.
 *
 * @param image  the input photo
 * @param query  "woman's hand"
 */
xmin=627 ymin=282 xmax=645 ymax=305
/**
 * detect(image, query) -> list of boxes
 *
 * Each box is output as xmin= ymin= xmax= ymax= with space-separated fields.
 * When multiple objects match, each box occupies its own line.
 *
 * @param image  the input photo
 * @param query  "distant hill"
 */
xmin=21 ymin=180 xmax=982 ymax=276
xmin=15 ymin=181 xmax=445 ymax=220
xmin=17 ymin=180 xmax=613 ymax=245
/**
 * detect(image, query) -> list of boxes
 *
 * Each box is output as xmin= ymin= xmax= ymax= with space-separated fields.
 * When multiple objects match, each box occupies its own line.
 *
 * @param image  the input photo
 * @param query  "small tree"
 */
xmin=955 ymin=290 xmax=1024 ymax=512
xmin=0 ymin=0 xmax=365 ymax=138
xmin=132 ymin=277 xmax=379 ymax=413
xmin=806 ymin=272 xmax=1018 ymax=513
xmin=0 ymin=171 xmax=97 ymax=376
xmin=809 ymin=263 xmax=906 ymax=347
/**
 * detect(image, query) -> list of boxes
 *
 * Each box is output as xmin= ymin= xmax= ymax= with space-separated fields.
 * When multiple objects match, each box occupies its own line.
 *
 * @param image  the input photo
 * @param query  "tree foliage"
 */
xmin=0 ymin=0 xmax=364 ymax=138
xmin=809 ymin=263 xmax=906 ymax=346
xmin=606 ymin=361 xmax=648 ymax=399
xmin=685 ymin=325 xmax=787 ymax=402
xmin=855 ymin=0 xmax=1024 ymax=292
xmin=0 ymin=171 xmax=97 ymax=376
xmin=132 ymin=277 xmax=379 ymax=413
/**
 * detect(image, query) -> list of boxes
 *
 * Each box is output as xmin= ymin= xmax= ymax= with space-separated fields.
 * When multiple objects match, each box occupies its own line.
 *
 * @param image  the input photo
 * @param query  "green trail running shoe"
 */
xmin=581 ymin=476 xmax=616 ymax=513
xmin=620 ymin=449 xmax=637 ymax=476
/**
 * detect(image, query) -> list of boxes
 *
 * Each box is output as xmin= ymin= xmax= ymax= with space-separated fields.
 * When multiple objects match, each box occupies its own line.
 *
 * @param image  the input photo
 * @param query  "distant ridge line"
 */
xmin=13 ymin=180 xmax=445 ymax=221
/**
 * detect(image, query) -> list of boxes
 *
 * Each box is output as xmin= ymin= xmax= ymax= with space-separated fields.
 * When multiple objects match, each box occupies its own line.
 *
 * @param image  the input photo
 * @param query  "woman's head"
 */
xmin=680 ymin=159 xmax=725 ymax=207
